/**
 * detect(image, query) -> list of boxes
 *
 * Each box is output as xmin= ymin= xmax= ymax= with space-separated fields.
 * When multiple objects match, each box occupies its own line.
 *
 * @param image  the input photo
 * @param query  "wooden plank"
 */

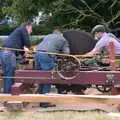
xmin=0 ymin=94 xmax=120 ymax=104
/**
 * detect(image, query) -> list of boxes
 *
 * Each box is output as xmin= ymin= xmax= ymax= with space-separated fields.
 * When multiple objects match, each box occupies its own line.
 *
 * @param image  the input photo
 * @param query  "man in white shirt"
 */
xmin=86 ymin=25 xmax=120 ymax=56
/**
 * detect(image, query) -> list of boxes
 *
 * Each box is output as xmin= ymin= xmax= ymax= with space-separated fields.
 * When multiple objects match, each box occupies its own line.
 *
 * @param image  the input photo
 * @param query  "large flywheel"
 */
xmin=55 ymin=30 xmax=96 ymax=80
xmin=55 ymin=55 xmax=80 ymax=80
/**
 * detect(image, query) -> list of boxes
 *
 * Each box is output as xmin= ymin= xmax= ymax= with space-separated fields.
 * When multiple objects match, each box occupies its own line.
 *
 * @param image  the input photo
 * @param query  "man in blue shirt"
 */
xmin=0 ymin=21 xmax=32 ymax=94
xmin=35 ymin=29 xmax=70 ymax=108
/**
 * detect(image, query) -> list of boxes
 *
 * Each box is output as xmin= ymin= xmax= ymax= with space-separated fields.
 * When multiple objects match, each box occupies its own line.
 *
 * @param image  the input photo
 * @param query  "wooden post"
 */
xmin=108 ymin=42 xmax=120 ymax=95
xmin=108 ymin=42 xmax=116 ymax=71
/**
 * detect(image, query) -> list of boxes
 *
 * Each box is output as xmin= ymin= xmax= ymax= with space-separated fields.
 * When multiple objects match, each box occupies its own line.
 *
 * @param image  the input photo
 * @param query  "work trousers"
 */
xmin=35 ymin=52 xmax=54 ymax=94
xmin=0 ymin=51 xmax=16 ymax=93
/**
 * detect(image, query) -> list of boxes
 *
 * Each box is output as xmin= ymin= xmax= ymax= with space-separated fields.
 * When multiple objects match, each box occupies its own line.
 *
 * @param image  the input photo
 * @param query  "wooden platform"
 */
xmin=0 ymin=94 xmax=120 ymax=104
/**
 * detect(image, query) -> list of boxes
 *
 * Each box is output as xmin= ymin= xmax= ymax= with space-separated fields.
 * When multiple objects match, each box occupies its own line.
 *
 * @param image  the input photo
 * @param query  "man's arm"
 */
xmin=22 ymin=28 xmax=31 ymax=48
xmin=85 ymin=35 xmax=109 ymax=56
xmin=62 ymin=39 xmax=70 ymax=54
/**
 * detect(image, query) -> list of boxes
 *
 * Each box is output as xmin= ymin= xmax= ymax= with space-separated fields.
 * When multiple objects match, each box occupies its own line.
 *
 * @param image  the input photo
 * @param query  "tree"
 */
xmin=41 ymin=0 xmax=120 ymax=35
xmin=3 ymin=0 xmax=120 ymax=36
xmin=0 ymin=0 xmax=7 ymax=19
xmin=0 ymin=0 xmax=13 ymax=21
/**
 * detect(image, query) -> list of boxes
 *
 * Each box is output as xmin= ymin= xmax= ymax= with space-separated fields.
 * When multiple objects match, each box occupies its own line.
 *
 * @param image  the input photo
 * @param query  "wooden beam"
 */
xmin=0 ymin=94 xmax=120 ymax=104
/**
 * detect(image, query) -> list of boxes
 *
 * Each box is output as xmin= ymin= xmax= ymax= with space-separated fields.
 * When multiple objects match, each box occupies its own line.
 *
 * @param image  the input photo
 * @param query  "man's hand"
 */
xmin=81 ymin=52 xmax=95 ymax=57
xmin=30 ymin=46 xmax=36 ymax=53
xmin=82 ymin=49 xmax=98 ymax=57
xmin=24 ymin=46 xmax=32 ymax=54
xmin=85 ymin=52 xmax=94 ymax=56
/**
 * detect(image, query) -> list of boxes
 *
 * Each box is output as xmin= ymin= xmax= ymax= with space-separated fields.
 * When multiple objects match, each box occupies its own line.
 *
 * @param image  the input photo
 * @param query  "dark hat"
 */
xmin=91 ymin=25 xmax=106 ymax=34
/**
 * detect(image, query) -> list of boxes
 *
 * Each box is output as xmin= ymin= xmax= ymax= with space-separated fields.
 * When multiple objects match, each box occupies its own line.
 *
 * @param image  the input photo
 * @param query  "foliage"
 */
xmin=1 ymin=0 xmax=120 ymax=36
xmin=0 ymin=24 xmax=17 ymax=35
xmin=32 ymin=24 xmax=52 ymax=35
xmin=31 ymin=38 xmax=43 ymax=46
xmin=0 ymin=24 xmax=52 ymax=35
xmin=39 ymin=0 xmax=120 ymax=35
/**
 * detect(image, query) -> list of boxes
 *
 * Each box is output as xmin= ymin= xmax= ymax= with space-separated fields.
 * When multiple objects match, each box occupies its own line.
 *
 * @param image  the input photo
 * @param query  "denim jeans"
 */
xmin=35 ymin=53 xmax=54 ymax=94
xmin=0 ymin=51 xmax=16 ymax=93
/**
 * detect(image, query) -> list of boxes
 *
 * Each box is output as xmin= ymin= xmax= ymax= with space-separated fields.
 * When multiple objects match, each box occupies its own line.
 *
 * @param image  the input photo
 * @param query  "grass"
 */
xmin=0 ymin=111 xmax=119 ymax=120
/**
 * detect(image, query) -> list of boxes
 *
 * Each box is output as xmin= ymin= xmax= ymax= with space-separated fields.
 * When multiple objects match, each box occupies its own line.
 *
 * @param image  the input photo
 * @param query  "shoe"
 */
xmin=40 ymin=102 xmax=56 ymax=108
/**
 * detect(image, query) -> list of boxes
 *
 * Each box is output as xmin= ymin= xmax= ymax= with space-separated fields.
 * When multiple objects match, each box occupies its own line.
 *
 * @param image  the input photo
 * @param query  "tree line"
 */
xmin=0 ymin=0 xmax=120 ymax=36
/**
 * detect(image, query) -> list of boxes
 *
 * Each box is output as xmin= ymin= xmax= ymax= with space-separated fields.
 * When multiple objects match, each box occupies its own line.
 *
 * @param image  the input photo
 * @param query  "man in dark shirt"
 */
xmin=3 ymin=23 xmax=31 ymax=50
xmin=0 ymin=21 xmax=32 ymax=94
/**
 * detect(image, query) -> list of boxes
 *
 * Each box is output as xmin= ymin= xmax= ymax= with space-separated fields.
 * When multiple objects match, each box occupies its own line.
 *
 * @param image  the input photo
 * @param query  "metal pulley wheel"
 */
xmin=55 ymin=55 xmax=80 ymax=80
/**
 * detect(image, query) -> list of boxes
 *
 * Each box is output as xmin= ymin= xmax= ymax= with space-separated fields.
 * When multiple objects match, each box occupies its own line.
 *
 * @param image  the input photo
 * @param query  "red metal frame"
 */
xmin=3 ymin=42 xmax=120 ymax=95
xmin=14 ymin=70 xmax=120 ymax=85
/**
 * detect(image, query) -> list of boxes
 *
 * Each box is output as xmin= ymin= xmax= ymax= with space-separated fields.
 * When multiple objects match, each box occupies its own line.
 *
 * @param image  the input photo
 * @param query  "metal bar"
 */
xmin=107 ymin=42 xmax=116 ymax=71
xmin=14 ymin=71 xmax=120 ymax=85
xmin=0 ymin=46 xmax=93 ymax=58
xmin=0 ymin=76 xmax=54 ymax=79
xmin=1 ymin=70 xmax=120 ymax=85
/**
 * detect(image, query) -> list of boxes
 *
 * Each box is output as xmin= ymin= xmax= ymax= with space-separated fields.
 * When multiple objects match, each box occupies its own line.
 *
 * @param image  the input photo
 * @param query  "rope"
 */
xmin=0 ymin=46 xmax=93 ymax=58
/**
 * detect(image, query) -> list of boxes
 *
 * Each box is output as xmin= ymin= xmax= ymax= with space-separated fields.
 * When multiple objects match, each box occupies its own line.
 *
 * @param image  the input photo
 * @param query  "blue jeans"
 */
xmin=35 ymin=53 xmax=54 ymax=94
xmin=0 ymin=51 xmax=16 ymax=93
